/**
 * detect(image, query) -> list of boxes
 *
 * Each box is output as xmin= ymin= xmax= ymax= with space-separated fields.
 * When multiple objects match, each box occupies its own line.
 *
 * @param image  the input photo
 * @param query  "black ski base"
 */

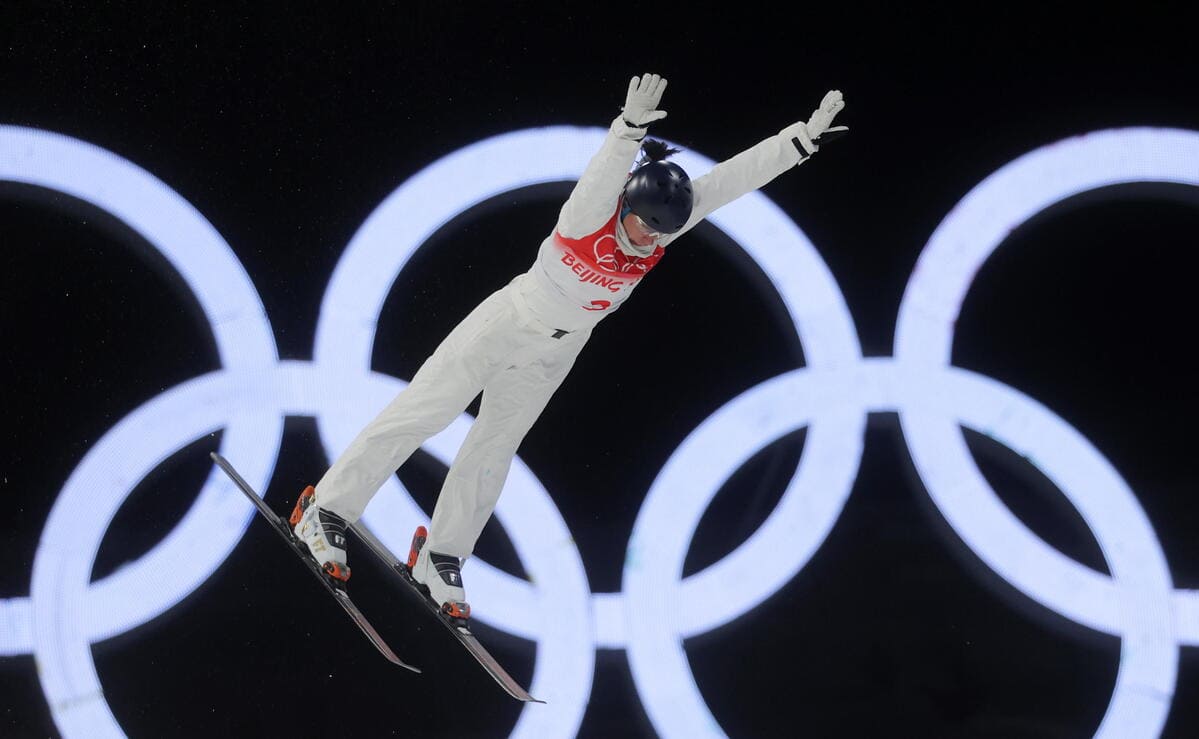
xmin=350 ymin=522 xmax=544 ymax=703
xmin=210 ymin=452 xmax=420 ymax=673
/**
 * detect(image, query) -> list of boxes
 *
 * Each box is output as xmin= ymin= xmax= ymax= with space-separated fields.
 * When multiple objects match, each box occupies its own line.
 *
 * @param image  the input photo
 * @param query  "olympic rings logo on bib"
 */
xmin=2 ymin=124 xmax=1198 ymax=739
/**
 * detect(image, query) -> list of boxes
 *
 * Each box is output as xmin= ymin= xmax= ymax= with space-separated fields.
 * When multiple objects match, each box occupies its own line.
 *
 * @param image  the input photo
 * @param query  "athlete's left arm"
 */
xmin=661 ymin=90 xmax=847 ymax=243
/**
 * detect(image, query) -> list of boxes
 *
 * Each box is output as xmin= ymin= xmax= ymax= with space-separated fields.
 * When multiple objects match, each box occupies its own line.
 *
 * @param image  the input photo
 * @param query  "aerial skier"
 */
xmin=291 ymin=72 xmax=848 ymax=620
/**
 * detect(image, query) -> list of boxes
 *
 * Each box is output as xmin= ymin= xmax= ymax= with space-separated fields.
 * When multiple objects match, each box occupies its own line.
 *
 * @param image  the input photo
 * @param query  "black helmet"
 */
xmin=623 ymin=159 xmax=693 ymax=234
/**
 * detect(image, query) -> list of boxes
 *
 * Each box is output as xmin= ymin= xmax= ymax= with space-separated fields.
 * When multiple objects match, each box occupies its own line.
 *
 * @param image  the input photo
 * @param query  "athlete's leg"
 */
xmin=425 ymin=331 xmax=589 ymax=558
xmin=315 ymin=290 xmax=516 ymax=522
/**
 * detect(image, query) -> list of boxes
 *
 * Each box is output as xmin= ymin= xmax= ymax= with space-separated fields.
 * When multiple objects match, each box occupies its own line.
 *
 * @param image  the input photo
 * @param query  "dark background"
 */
xmin=3 ymin=3 xmax=1198 ymax=737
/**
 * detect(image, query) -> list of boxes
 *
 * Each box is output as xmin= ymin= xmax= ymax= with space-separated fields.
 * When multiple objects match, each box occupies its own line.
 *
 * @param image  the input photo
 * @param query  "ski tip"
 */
xmin=380 ymin=650 xmax=421 ymax=673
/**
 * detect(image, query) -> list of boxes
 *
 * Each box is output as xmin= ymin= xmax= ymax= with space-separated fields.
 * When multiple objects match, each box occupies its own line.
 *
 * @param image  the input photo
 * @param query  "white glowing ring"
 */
xmin=624 ymin=129 xmax=1199 ymax=738
xmin=0 ymin=125 xmax=282 ymax=736
xmin=313 ymin=127 xmax=863 ymax=644
xmin=312 ymin=128 xmax=607 ymax=735
xmin=894 ymin=127 xmax=1199 ymax=739
xmin=313 ymin=127 xmax=863 ymax=736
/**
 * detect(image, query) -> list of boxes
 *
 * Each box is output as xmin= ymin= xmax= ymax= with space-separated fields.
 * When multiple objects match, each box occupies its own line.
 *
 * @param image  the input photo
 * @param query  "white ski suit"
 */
xmin=315 ymin=114 xmax=813 ymax=558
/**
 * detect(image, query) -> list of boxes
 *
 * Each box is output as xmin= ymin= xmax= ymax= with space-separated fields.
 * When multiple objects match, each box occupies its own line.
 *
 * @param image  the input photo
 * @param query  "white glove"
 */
xmin=782 ymin=89 xmax=849 ymax=159
xmin=806 ymin=90 xmax=845 ymax=139
xmin=621 ymin=73 xmax=668 ymax=128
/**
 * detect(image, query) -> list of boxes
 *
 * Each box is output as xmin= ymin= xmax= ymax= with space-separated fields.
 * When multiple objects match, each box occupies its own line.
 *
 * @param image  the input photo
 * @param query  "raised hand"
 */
xmin=622 ymin=73 xmax=668 ymax=128
xmin=782 ymin=89 xmax=848 ymax=158
xmin=806 ymin=90 xmax=846 ymax=139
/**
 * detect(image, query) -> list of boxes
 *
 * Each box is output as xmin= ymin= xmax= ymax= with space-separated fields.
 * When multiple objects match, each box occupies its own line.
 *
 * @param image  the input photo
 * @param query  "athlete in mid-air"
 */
xmin=292 ymin=73 xmax=847 ymax=619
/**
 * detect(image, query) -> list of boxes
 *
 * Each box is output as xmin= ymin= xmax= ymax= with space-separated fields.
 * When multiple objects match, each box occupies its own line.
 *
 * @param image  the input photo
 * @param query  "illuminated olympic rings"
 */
xmin=2 ymin=124 xmax=1198 ymax=739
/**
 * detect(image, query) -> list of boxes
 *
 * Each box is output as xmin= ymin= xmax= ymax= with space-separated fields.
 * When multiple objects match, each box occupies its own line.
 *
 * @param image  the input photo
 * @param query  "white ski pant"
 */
xmin=314 ymin=280 xmax=590 ymax=558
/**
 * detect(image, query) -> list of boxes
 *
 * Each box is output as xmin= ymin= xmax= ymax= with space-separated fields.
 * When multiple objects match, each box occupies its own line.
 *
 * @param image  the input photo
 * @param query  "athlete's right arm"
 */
xmin=556 ymin=74 xmax=668 ymax=239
